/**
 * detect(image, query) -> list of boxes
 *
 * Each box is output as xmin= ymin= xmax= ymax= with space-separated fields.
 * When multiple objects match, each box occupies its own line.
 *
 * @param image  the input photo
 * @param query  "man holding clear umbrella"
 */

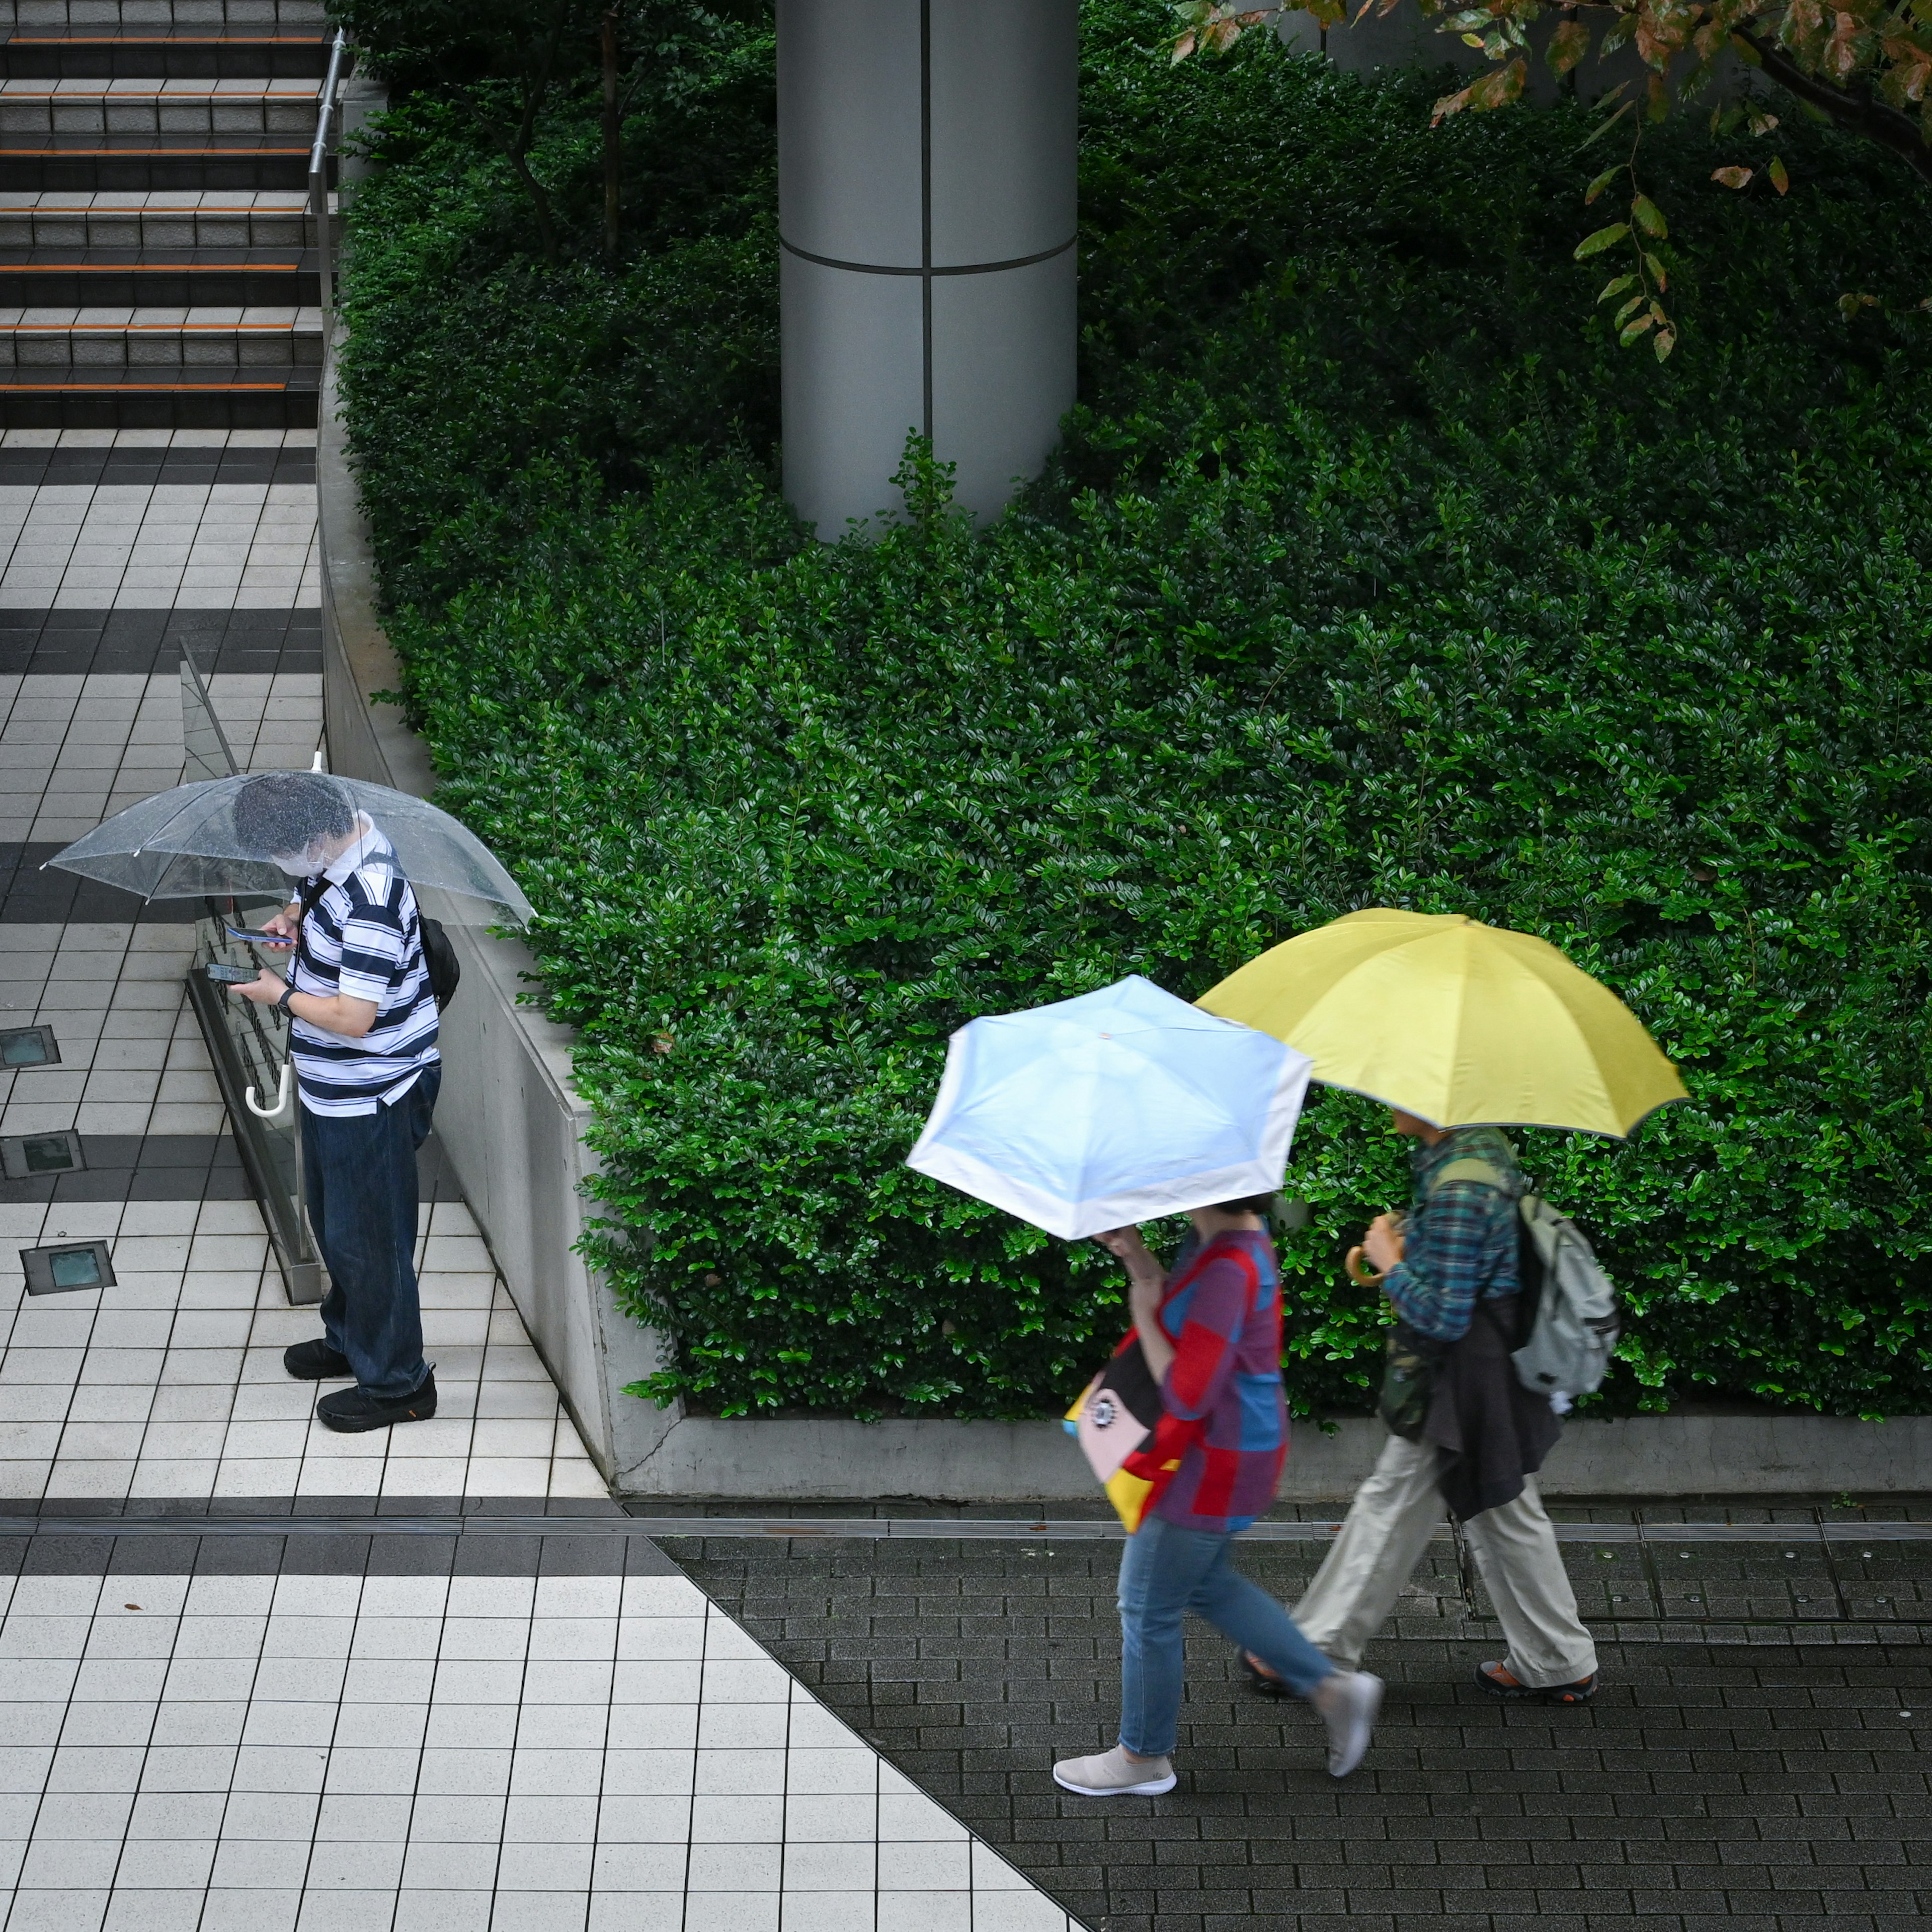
xmin=225 ymin=771 xmax=442 ymax=1432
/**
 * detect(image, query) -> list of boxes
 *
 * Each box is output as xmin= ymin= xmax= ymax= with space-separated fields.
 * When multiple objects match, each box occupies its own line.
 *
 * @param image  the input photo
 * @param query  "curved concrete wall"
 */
xmin=778 ymin=0 xmax=1078 ymax=534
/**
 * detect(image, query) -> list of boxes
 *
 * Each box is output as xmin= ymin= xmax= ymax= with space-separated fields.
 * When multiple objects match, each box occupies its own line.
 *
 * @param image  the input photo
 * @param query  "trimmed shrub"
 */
xmin=342 ymin=0 xmax=1932 ymax=1422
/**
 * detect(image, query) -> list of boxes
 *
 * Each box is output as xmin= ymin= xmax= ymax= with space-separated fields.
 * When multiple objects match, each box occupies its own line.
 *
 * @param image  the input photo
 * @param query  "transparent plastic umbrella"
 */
xmin=44 ymin=773 xmax=535 ymax=924
xmin=905 ymin=975 xmax=1314 ymax=1240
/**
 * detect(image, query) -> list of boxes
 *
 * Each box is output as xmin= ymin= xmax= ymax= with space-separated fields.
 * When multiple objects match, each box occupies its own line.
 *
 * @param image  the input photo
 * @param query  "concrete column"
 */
xmin=777 ymin=0 xmax=1078 ymax=536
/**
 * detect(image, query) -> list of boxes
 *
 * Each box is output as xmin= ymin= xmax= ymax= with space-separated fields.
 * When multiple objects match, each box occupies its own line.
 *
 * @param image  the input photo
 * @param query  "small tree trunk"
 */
xmin=602 ymin=9 xmax=621 ymax=264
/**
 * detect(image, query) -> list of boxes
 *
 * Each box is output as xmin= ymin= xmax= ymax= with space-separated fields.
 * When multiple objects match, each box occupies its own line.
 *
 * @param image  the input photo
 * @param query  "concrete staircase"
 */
xmin=0 ymin=0 xmax=327 ymax=426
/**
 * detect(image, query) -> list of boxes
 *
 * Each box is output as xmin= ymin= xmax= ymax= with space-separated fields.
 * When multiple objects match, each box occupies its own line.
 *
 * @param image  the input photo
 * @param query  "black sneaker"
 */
xmin=316 ymin=1371 xmax=438 ymax=1434
xmin=284 ymin=1338 xmax=352 ymax=1381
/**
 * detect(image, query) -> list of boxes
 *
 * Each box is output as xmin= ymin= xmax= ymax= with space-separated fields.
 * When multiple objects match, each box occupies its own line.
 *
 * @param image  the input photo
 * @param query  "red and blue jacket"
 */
xmin=1122 ymin=1229 xmax=1289 ymax=1534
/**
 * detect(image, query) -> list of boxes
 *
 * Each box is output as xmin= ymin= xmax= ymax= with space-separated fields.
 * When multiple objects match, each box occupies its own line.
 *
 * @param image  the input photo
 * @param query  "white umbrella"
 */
xmin=906 ymin=975 xmax=1313 ymax=1240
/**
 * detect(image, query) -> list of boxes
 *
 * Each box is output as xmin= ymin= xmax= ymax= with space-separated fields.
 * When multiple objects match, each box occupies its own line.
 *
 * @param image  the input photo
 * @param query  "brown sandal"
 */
xmin=1476 ymin=1660 xmax=1598 ymax=1704
xmin=1239 ymin=1651 xmax=1291 ymax=1698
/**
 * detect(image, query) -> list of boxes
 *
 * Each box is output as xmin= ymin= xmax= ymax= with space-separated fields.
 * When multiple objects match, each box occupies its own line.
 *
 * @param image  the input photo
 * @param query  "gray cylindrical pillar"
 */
xmin=778 ymin=0 xmax=1078 ymax=536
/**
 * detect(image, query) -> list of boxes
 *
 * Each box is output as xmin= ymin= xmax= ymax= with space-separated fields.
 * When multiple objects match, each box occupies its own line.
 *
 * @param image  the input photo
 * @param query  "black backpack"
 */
xmin=297 ymin=875 xmax=461 ymax=1014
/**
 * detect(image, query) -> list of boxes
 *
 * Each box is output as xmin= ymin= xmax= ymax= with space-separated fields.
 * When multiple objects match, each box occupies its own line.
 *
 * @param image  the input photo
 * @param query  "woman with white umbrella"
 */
xmin=906 ymin=976 xmax=1384 ymax=1790
xmin=1052 ymin=1198 xmax=1384 ymax=1794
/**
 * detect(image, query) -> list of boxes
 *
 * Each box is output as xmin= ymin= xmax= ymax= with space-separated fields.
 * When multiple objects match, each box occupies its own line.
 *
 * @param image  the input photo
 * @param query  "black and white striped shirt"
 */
xmin=289 ymin=824 xmax=440 ymax=1117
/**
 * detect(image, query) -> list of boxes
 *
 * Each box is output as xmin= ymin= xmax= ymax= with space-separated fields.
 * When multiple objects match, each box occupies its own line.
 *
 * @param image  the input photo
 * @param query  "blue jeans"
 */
xmin=300 ymin=1066 xmax=439 ymax=1399
xmin=1117 ymin=1511 xmax=1334 ymax=1757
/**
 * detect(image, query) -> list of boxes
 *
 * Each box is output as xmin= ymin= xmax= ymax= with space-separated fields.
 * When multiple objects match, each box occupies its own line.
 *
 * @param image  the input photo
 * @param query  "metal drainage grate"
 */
xmin=0 ymin=1026 xmax=59 ymax=1069
xmin=19 ymin=1240 xmax=115 ymax=1296
xmin=0 ymin=1130 xmax=86 ymax=1181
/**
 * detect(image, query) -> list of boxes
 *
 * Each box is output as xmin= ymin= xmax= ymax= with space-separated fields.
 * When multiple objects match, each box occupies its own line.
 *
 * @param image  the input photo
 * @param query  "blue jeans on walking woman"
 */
xmin=300 ymin=1066 xmax=439 ymax=1399
xmin=1118 ymin=1512 xmax=1334 ymax=1757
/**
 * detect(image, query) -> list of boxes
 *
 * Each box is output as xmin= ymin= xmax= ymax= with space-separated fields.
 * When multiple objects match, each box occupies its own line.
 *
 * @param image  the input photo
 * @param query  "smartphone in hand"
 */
xmin=205 ymin=963 xmax=259 ymax=984
xmin=226 ymin=925 xmax=291 ymax=946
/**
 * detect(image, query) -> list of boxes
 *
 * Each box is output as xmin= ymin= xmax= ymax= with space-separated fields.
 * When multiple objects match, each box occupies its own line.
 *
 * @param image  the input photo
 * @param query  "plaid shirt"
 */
xmin=1138 ymin=1231 xmax=1289 ymax=1535
xmin=1383 ymin=1127 xmax=1524 ymax=1343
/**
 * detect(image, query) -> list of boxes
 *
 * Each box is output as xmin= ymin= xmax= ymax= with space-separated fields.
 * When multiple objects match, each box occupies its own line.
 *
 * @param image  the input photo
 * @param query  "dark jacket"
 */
xmin=1399 ymin=1128 xmax=1560 ymax=1519
xmin=1424 ymin=1294 xmax=1561 ymax=1520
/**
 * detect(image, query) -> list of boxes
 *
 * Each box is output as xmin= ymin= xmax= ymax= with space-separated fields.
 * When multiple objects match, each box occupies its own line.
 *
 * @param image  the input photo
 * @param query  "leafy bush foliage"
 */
xmin=343 ymin=0 xmax=1932 ymax=1421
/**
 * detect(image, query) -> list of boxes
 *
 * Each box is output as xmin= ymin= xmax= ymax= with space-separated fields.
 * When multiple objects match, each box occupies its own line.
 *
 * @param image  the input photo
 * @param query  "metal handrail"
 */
xmin=310 ymin=29 xmax=351 ymax=318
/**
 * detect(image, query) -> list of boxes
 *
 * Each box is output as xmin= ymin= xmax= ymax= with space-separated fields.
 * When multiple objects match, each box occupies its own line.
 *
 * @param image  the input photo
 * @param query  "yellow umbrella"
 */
xmin=1196 ymin=908 xmax=1687 ymax=1138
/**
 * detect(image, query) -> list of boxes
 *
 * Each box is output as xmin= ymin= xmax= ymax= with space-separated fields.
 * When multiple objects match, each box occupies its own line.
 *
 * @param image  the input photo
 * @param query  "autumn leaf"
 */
xmin=1616 ymin=292 xmax=1648 ymax=324
xmin=1467 ymin=56 xmax=1527 ymax=110
xmin=1712 ymin=165 xmax=1753 ymax=187
xmin=1597 ymin=272 xmax=1638 ymax=302
xmin=1586 ymin=165 xmax=1621 ymax=204
xmin=1645 ymin=251 xmax=1669 ymax=291
xmin=1878 ymin=39 xmax=1931 ymax=104
xmin=1822 ymin=10 xmax=1862 ymax=79
xmin=1747 ymin=107 xmax=1780 ymax=134
xmin=1431 ymin=81 xmax=1475 ymax=122
xmin=1654 ymin=327 xmax=1677 ymax=360
xmin=1548 ymin=17 xmax=1590 ymax=71
xmin=1768 ymin=154 xmax=1790 ymax=193
xmin=1171 ymin=28 xmax=1198 ymax=59
xmin=1575 ymin=221 xmax=1632 ymax=259
xmin=1632 ymin=193 xmax=1669 ymax=237
xmin=1620 ymin=311 xmax=1658 ymax=344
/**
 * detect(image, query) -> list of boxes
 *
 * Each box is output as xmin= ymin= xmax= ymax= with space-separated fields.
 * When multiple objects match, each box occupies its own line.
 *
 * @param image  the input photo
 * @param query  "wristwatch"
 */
xmin=277 ymin=982 xmax=297 ymax=1015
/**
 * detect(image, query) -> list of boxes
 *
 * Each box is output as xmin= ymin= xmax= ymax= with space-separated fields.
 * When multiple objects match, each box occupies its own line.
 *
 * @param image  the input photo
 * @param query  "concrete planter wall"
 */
xmin=317 ymin=361 xmax=1929 ymax=1503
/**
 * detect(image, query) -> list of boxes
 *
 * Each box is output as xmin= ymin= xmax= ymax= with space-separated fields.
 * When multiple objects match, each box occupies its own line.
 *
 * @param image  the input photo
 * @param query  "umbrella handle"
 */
xmin=1344 ymin=1246 xmax=1387 ymax=1290
xmin=246 ymin=1062 xmax=293 ymax=1120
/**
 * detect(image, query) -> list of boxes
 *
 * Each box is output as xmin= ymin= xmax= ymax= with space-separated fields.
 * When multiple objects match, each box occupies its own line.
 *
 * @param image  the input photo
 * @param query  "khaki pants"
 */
xmin=1293 ymin=1433 xmax=1598 ymax=1688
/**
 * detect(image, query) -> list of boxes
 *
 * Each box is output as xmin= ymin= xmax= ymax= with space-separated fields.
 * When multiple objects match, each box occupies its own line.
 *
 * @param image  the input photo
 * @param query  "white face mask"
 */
xmin=272 ymin=844 xmax=326 ymax=878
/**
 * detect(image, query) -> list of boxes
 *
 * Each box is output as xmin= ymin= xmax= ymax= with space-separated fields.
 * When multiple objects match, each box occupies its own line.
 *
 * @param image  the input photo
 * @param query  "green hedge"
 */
xmin=341 ymin=0 xmax=1932 ymax=1422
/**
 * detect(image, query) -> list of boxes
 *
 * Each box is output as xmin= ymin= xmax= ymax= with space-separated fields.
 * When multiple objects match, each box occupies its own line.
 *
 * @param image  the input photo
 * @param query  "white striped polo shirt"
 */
xmin=288 ymin=822 xmax=440 ymax=1117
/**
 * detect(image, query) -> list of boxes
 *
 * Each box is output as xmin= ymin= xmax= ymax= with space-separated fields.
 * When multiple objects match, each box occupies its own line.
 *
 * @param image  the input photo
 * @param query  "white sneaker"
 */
xmin=1051 ymin=1745 xmax=1176 ymax=1797
xmin=1315 ymin=1669 xmax=1383 ymax=1777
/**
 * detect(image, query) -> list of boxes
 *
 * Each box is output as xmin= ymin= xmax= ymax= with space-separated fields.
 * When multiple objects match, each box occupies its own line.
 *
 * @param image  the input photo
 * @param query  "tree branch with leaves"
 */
xmin=1173 ymin=0 xmax=1932 ymax=347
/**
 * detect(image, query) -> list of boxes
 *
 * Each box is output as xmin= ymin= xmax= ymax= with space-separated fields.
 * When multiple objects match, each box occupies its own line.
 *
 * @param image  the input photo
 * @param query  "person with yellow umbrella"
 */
xmin=1199 ymin=909 xmax=1687 ymax=1704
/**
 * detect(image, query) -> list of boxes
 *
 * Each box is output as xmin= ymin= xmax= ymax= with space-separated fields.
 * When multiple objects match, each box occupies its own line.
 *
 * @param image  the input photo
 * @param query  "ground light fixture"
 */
xmin=0 ymin=1131 xmax=86 ymax=1181
xmin=19 ymin=1241 xmax=116 ymax=1296
xmin=0 ymin=1026 xmax=59 ymax=1068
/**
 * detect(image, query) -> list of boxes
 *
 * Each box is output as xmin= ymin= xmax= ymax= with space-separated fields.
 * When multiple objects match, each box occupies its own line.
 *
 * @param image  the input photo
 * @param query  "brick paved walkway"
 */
xmin=668 ymin=1517 xmax=1932 ymax=1932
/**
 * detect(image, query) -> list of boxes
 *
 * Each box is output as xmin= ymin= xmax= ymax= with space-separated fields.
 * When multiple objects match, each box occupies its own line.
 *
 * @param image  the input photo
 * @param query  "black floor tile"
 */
xmin=0 ymin=446 xmax=314 ymax=489
xmin=1 ymin=1130 xmax=460 ymax=1205
xmin=668 ymin=1535 xmax=1932 ymax=1932
xmin=0 ymin=605 xmax=319 ymax=678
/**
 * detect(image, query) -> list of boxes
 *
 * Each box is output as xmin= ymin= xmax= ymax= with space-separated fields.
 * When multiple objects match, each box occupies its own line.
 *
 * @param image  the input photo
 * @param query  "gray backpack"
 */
xmin=1512 ymin=1193 xmax=1621 ymax=1412
xmin=1429 ymin=1157 xmax=1622 ymax=1413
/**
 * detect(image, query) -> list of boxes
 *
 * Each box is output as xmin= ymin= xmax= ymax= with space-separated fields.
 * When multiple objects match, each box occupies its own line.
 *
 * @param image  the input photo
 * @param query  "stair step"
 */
xmin=0 ymin=306 xmax=323 ymax=365
xmin=0 ymin=135 xmax=312 ymax=190
xmin=0 ymin=191 xmax=312 ymax=247
xmin=0 ymin=79 xmax=319 ymax=134
xmin=4 ymin=3 xmax=326 ymax=25
xmin=0 ymin=361 xmax=318 ymax=427
xmin=0 ymin=246 xmax=314 ymax=302
xmin=0 ymin=32 xmax=331 ymax=79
